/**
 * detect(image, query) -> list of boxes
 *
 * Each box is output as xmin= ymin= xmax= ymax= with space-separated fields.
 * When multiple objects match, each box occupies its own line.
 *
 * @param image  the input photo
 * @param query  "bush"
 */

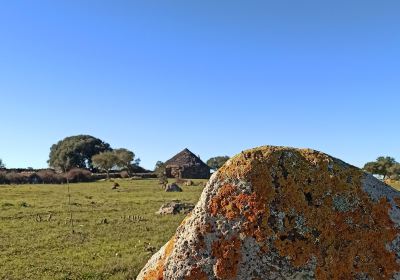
xmin=5 ymin=172 xmax=25 ymax=184
xmin=158 ymin=175 xmax=168 ymax=186
xmin=65 ymin=168 xmax=92 ymax=183
xmin=37 ymin=170 xmax=66 ymax=184
xmin=0 ymin=171 xmax=7 ymax=184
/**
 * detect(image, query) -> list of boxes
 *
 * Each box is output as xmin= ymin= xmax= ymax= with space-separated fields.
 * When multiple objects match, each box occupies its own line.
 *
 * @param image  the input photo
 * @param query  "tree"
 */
xmin=154 ymin=161 xmax=167 ymax=186
xmin=207 ymin=156 xmax=230 ymax=171
xmin=92 ymin=151 xmax=120 ymax=179
xmin=0 ymin=158 xmax=5 ymax=169
xmin=48 ymin=135 xmax=111 ymax=171
xmin=154 ymin=161 xmax=165 ymax=173
xmin=114 ymin=148 xmax=134 ymax=168
xmin=363 ymin=156 xmax=397 ymax=179
xmin=133 ymin=158 xmax=141 ymax=166
xmin=388 ymin=164 xmax=400 ymax=180
xmin=114 ymin=148 xmax=138 ymax=175
xmin=363 ymin=161 xmax=380 ymax=176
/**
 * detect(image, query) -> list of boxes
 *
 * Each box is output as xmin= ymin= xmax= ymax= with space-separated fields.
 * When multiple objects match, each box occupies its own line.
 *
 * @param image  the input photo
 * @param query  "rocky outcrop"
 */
xmin=137 ymin=146 xmax=400 ymax=280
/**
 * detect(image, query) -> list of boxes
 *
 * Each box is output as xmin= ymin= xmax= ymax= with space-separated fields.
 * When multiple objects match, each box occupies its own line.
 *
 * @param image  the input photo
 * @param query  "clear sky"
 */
xmin=0 ymin=0 xmax=399 ymax=170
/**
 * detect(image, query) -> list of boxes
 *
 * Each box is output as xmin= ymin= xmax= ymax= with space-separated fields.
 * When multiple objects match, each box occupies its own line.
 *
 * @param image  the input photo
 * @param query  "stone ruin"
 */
xmin=165 ymin=148 xmax=210 ymax=179
xmin=137 ymin=146 xmax=400 ymax=280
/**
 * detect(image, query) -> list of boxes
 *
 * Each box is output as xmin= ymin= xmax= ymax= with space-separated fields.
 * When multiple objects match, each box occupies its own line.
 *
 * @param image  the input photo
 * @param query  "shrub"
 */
xmin=0 ymin=171 xmax=7 ymax=184
xmin=5 ymin=172 xmax=25 ymax=184
xmin=37 ymin=170 xmax=66 ymax=184
xmin=26 ymin=173 xmax=41 ymax=184
xmin=158 ymin=175 xmax=168 ymax=186
xmin=65 ymin=168 xmax=92 ymax=183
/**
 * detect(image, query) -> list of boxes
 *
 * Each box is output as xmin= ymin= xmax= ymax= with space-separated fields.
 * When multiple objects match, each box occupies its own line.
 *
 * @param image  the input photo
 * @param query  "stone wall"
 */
xmin=166 ymin=165 xmax=210 ymax=179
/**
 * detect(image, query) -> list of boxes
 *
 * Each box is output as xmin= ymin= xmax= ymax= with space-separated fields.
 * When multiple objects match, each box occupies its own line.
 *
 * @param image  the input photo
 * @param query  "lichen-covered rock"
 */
xmin=164 ymin=183 xmax=182 ymax=192
xmin=137 ymin=146 xmax=400 ymax=280
xmin=156 ymin=201 xmax=195 ymax=215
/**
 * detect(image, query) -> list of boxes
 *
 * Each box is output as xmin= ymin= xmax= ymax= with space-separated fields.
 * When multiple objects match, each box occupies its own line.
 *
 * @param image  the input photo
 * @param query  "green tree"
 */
xmin=363 ymin=156 xmax=397 ymax=179
xmin=114 ymin=148 xmax=137 ymax=175
xmin=388 ymin=164 xmax=400 ymax=180
xmin=133 ymin=158 xmax=141 ymax=166
xmin=207 ymin=156 xmax=230 ymax=171
xmin=154 ymin=161 xmax=167 ymax=186
xmin=48 ymin=135 xmax=111 ymax=171
xmin=114 ymin=148 xmax=134 ymax=168
xmin=92 ymin=151 xmax=120 ymax=179
xmin=363 ymin=161 xmax=380 ymax=175
xmin=154 ymin=161 xmax=165 ymax=173
xmin=0 ymin=158 xmax=5 ymax=169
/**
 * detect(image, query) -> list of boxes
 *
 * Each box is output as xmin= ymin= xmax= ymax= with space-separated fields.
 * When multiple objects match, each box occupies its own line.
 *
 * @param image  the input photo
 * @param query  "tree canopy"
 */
xmin=92 ymin=148 xmax=136 ymax=178
xmin=388 ymin=164 xmax=400 ymax=180
xmin=363 ymin=156 xmax=399 ymax=180
xmin=92 ymin=151 xmax=120 ymax=179
xmin=114 ymin=148 xmax=135 ymax=169
xmin=48 ymin=135 xmax=111 ymax=171
xmin=207 ymin=156 xmax=230 ymax=171
xmin=154 ymin=161 xmax=165 ymax=173
xmin=154 ymin=161 xmax=167 ymax=185
xmin=0 ymin=158 xmax=5 ymax=169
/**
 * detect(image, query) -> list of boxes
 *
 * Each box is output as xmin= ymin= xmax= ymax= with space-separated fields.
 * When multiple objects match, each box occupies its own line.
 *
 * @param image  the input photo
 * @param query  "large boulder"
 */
xmin=137 ymin=146 xmax=400 ymax=280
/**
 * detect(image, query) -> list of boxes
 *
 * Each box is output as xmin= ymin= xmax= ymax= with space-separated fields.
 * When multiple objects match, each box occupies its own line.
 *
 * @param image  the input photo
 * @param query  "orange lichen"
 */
xmin=210 ymin=184 xmax=266 ymax=223
xmin=210 ymin=146 xmax=400 ymax=279
xmin=142 ymin=238 xmax=175 ymax=280
xmin=212 ymin=236 xmax=242 ymax=279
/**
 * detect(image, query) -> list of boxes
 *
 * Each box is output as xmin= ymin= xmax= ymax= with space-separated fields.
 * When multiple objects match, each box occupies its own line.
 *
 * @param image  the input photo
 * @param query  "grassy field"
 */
xmin=0 ymin=179 xmax=205 ymax=280
xmin=2 ymin=178 xmax=400 ymax=280
xmin=390 ymin=180 xmax=400 ymax=191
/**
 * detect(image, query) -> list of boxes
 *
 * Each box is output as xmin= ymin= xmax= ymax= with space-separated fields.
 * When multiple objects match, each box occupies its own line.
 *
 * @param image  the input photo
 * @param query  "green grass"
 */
xmin=0 ymin=179 xmax=205 ymax=280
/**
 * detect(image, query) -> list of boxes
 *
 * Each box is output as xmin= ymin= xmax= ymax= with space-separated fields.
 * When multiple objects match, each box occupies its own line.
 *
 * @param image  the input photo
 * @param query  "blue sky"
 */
xmin=0 ymin=0 xmax=399 ymax=170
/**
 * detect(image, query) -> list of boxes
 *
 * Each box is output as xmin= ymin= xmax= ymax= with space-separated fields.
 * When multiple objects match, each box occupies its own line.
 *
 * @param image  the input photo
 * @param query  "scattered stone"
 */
xmin=137 ymin=146 xmax=400 ymax=280
xmin=156 ymin=201 xmax=194 ymax=215
xmin=184 ymin=180 xmax=194 ymax=186
xmin=164 ymin=183 xmax=182 ymax=192
xmin=112 ymin=182 xmax=119 ymax=189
